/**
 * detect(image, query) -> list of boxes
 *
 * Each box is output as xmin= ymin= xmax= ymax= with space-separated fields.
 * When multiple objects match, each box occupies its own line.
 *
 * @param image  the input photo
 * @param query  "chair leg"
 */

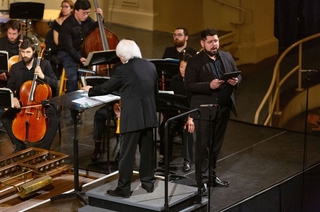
xmin=58 ymin=68 xmax=67 ymax=96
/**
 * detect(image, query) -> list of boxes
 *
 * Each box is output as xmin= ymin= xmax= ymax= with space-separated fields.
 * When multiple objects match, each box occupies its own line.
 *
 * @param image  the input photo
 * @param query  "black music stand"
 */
xmin=0 ymin=51 xmax=8 ymax=72
xmin=149 ymin=59 xmax=179 ymax=90
xmin=0 ymin=88 xmax=14 ymax=108
xmin=155 ymin=92 xmax=190 ymax=180
xmin=79 ymin=50 xmax=120 ymax=85
xmin=9 ymin=2 xmax=44 ymax=36
xmin=84 ymin=50 xmax=120 ymax=67
xmin=49 ymin=91 xmax=87 ymax=204
xmin=49 ymin=91 xmax=120 ymax=204
xmin=9 ymin=2 xmax=44 ymax=20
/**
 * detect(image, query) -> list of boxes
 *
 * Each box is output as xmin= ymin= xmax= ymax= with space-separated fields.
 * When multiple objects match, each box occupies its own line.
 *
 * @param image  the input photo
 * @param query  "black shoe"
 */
xmin=106 ymin=188 xmax=130 ymax=198
xmin=199 ymin=183 xmax=208 ymax=196
xmin=183 ymin=160 xmax=191 ymax=172
xmin=211 ymin=176 xmax=229 ymax=187
xmin=141 ymin=184 xmax=154 ymax=193
xmin=91 ymin=149 xmax=102 ymax=161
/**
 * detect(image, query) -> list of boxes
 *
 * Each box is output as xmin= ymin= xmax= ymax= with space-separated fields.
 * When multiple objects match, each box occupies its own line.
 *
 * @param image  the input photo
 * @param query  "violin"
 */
xmin=11 ymin=55 xmax=52 ymax=143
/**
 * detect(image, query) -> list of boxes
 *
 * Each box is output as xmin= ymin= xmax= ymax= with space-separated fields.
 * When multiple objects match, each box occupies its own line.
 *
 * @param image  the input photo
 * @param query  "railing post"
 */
xmin=296 ymin=43 xmax=304 ymax=91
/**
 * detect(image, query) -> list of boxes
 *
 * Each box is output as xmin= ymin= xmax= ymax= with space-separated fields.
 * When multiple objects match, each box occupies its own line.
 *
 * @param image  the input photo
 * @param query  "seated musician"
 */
xmin=158 ymin=53 xmax=195 ymax=172
xmin=0 ymin=20 xmax=32 ymax=132
xmin=0 ymin=39 xmax=59 ymax=152
xmin=162 ymin=27 xmax=197 ymax=60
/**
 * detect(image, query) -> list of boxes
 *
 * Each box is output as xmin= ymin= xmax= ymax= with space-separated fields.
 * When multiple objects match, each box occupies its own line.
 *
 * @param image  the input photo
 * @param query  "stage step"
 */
xmin=85 ymin=179 xmax=207 ymax=212
xmin=78 ymin=205 xmax=116 ymax=212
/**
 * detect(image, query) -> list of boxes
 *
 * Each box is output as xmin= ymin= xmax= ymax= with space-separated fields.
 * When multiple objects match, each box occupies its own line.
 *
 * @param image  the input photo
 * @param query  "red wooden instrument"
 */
xmin=81 ymin=0 xmax=119 ymax=76
xmin=12 ymin=57 xmax=52 ymax=142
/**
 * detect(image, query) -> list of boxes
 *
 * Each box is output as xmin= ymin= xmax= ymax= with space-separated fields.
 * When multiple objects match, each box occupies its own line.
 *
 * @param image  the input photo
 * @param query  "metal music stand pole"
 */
xmin=49 ymin=92 xmax=89 ymax=205
xmin=164 ymin=108 xmax=200 ymax=211
xmin=50 ymin=108 xmax=87 ymax=205
xmin=199 ymin=103 xmax=219 ymax=211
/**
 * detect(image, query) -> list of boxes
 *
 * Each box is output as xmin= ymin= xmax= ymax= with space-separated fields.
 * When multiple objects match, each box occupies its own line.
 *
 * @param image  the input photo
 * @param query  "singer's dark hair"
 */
xmin=200 ymin=28 xmax=218 ymax=41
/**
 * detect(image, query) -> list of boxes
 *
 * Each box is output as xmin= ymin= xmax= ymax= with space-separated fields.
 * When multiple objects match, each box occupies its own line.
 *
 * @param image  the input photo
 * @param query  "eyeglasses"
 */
xmin=204 ymin=39 xmax=218 ymax=45
xmin=173 ymin=33 xmax=185 ymax=38
xmin=82 ymin=11 xmax=90 ymax=16
xmin=61 ymin=5 xmax=70 ymax=9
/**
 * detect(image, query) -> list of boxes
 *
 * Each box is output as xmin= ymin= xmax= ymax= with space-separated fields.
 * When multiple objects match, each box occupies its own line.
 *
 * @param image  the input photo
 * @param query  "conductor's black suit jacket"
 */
xmin=185 ymin=50 xmax=242 ymax=120
xmin=88 ymin=58 xmax=159 ymax=133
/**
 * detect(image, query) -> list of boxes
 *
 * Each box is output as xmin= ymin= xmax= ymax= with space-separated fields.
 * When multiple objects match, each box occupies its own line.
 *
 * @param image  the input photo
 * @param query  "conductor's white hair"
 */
xmin=116 ymin=39 xmax=142 ymax=62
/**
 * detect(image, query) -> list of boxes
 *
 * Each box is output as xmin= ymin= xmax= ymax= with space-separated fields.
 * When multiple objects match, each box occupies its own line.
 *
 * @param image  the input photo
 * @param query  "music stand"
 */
xmin=0 ymin=88 xmax=14 ymax=108
xmin=9 ymin=2 xmax=44 ymax=37
xmin=49 ymin=91 xmax=94 ymax=205
xmin=84 ymin=50 xmax=120 ymax=67
xmin=9 ymin=2 xmax=44 ymax=20
xmin=79 ymin=50 xmax=120 ymax=85
xmin=0 ymin=51 xmax=8 ymax=73
xmin=155 ymin=92 xmax=190 ymax=180
xmin=149 ymin=59 xmax=179 ymax=90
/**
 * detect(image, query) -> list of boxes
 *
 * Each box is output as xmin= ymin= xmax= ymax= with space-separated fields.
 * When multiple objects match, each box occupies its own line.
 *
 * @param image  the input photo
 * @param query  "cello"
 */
xmin=81 ymin=0 xmax=119 ymax=76
xmin=11 ymin=55 xmax=52 ymax=143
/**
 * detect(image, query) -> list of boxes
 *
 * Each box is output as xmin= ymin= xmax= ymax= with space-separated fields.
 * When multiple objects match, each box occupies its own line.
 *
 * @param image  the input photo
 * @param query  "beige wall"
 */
xmin=153 ymin=0 xmax=203 ymax=34
xmin=8 ymin=0 xmax=279 ymax=65
xmin=106 ymin=0 xmax=278 ymax=65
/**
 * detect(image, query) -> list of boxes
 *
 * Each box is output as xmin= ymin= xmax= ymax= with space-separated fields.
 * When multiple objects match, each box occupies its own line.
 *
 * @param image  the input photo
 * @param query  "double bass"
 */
xmin=11 ymin=55 xmax=52 ymax=143
xmin=81 ymin=0 xmax=119 ymax=76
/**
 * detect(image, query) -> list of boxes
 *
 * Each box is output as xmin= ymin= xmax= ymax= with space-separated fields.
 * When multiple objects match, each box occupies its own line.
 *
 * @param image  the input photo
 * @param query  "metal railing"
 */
xmin=213 ymin=0 xmax=245 ymax=25
xmin=254 ymin=33 xmax=320 ymax=126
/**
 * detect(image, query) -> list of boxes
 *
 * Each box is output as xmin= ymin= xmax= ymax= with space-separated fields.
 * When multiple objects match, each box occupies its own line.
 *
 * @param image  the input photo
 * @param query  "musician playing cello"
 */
xmin=1 ymin=39 xmax=59 ymax=152
xmin=0 ymin=20 xmax=32 ymax=132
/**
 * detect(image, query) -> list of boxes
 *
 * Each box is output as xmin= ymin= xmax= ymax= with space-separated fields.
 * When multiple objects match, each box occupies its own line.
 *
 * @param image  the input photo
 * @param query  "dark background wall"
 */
xmin=275 ymin=0 xmax=320 ymax=51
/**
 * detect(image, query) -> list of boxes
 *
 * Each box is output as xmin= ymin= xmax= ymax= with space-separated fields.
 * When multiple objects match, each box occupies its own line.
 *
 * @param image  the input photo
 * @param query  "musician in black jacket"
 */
xmin=1 ymin=39 xmax=59 ymax=151
xmin=185 ymin=28 xmax=242 ymax=188
xmin=0 ymin=20 xmax=32 ymax=132
xmin=162 ymin=27 xmax=197 ymax=60
xmin=83 ymin=39 xmax=158 ymax=198
xmin=158 ymin=53 xmax=195 ymax=172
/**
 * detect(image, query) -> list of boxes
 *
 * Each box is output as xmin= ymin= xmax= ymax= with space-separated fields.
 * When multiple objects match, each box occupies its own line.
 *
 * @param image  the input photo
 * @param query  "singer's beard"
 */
xmin=203 ymin=48 xmax=218 ymax=57
xmin=174 ymin=39 xmax=185 ymax=48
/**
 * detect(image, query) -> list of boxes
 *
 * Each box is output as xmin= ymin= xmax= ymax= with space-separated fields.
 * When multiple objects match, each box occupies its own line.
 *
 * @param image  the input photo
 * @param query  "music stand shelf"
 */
xmin=84 ymin=50 xmax=120 ymax=67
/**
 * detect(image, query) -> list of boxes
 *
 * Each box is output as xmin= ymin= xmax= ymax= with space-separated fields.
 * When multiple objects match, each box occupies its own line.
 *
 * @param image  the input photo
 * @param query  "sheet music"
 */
xmin=72 ymin=91 xmax=120 ymax=108
xmin=159 ymin=90 xmax=174 ymax=94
